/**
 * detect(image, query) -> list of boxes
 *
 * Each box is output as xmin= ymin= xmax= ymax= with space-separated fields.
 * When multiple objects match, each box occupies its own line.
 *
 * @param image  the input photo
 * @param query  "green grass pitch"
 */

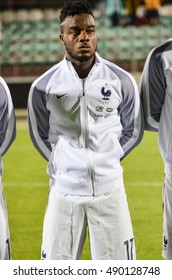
xmin=2 ymin=119 xmax=164 ymax=260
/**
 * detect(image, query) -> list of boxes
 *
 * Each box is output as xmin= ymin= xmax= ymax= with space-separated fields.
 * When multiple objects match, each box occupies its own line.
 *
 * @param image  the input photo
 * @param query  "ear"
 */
xmin=59 ymin=34 xmax=64 ymax=44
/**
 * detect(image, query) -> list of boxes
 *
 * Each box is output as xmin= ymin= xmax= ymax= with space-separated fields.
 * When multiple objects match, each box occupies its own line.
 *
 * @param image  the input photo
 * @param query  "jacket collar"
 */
xmin=62 ymin=52 xmax=102 ymax=76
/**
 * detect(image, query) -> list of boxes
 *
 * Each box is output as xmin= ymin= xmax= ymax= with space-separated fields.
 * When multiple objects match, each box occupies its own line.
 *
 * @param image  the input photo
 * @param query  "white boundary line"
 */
xmin=3 ymin=181 xmax=162 ymax=187
xmin=3 ymin=182 xmax=48 ymax=187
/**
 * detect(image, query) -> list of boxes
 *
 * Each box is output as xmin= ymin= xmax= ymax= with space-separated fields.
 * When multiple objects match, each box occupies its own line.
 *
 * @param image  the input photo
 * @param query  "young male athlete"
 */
xmin=140 ymin=38 xmax=172 ymax=259
xmin=0 ymin=76 xmax=16 ymax=259
xmin=28 ymin=0 xmax=143 ymax=260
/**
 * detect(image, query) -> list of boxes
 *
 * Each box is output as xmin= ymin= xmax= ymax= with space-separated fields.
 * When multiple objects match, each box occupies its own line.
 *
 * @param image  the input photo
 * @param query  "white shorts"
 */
xmin=0 ymin=189 xmax=11 ymax=260
xmin=162 ymin=175 xmax=172 ymax=259
xmin=41 ymin=186 xmax=136 ymax=260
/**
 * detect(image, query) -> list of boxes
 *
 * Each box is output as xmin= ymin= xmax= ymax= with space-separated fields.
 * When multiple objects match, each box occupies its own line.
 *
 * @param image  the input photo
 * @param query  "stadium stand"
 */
xmin=0 ymin=6 xmax=172 ymax=107
xmin=1 ymin=8 xmax=172 ymax=74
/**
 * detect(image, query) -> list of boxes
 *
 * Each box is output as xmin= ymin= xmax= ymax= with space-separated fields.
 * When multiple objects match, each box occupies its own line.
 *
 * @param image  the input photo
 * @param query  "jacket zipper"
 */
xmin=81 ymin=83 xmax=95 ymax=196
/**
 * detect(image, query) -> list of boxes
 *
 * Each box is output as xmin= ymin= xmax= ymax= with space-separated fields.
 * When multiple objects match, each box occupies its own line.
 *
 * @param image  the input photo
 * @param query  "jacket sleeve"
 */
xmin=0 ymin=77 xmax=16 ymax=156
xmin=139 ymin=46 xmax=166 ymax=132
xmin=119 ymin=73 xmax=144 ymax=160
xmin=28 ymin=81 xmax=52 ymax=161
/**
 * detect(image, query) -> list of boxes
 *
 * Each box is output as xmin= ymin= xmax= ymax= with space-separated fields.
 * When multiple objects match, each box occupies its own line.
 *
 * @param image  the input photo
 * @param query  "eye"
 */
xmin=74 ymin=30 xmax=80 ymax=35
xmin=87 ymin=29 xmax=95 ymax=34
xmin=71 ymin=29 xmax=80 ymax=36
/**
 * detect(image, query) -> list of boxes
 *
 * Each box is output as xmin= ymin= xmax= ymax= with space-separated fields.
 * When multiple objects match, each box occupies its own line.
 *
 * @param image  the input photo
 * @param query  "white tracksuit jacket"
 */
xmin=28 ymin=53 xmax=143 ymax=196
xmin=140 ymin=38 xmax=172 ymax=175
xmin=0 ymin=77 xmax=16 ymax=186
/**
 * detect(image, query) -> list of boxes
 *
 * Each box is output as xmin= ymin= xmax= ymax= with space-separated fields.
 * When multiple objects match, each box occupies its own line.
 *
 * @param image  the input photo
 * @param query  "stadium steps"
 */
xmin=0 ymin=10 xmax=172 ymax=74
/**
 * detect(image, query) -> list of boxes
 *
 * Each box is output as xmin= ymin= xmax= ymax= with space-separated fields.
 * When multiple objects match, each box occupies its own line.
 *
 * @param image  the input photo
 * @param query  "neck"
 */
xmin=73 ymin=63 xmax=93 ymax=79
xmin=70 ymin=57 xmax=95 ymax=79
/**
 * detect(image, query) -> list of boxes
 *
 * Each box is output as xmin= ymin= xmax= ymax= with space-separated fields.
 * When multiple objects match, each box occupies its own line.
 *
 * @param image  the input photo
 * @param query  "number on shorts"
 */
xmin=6 ymin=239 xmax=11 ymax=260
xmin=124 ymin=238 xmax=134 ymax=260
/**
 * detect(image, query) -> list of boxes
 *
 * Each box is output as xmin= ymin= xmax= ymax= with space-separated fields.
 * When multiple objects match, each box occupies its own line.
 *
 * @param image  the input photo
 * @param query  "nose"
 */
xmin=79 ymin=31 xmax=89 ymax=41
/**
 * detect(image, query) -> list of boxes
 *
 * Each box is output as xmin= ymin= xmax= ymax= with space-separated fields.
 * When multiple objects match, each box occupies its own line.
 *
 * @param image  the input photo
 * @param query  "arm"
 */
xmin=140 ymin=46 xmax=166 ymax=131
xmin=0 ymin=77 xmax=16 ymax=156
xmin=28 ymin=81 xmax=52 ymax=161
xmin=119 ymin=73 xmax=144 ymax=160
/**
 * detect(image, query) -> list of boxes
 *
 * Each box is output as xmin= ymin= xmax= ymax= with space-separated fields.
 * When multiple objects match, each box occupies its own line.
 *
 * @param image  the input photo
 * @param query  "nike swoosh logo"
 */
xmin=56 ymin=94 xmax=66 ymax=99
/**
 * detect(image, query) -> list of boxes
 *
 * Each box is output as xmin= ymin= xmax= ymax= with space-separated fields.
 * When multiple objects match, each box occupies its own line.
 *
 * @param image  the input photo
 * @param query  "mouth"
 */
xmin=79 ymin=45 xmax=90 ymax=49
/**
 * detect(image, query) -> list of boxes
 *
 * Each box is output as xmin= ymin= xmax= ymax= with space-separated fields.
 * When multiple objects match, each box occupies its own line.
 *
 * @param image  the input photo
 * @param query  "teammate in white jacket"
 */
xmin=28 ymin=0 xmax=143 ymax=260
xmin=0 ymin=77 xmax=16 ymax=259
xmin=140 ymin=38 xmax=172 ymax=259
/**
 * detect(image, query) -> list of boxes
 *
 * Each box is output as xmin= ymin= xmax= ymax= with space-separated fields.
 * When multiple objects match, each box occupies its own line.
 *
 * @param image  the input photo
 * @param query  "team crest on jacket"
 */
xmin=101 ymin=84 xmax=111 ymax=100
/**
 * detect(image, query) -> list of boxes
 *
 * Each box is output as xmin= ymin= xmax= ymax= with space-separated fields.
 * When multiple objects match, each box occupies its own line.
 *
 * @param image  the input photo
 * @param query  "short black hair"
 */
xmin=59 ymin=0 xmax=94 ymax=24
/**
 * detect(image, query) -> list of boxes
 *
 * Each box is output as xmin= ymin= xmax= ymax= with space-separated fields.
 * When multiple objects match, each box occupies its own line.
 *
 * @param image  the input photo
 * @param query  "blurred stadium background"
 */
xmin=0 ymin=0 xmax=172 ymax=108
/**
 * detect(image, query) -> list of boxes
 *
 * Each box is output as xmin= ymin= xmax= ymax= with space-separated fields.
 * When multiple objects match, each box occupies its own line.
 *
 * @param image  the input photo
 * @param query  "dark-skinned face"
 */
xmin=60 ymin=13 xmax=97 ymax=64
